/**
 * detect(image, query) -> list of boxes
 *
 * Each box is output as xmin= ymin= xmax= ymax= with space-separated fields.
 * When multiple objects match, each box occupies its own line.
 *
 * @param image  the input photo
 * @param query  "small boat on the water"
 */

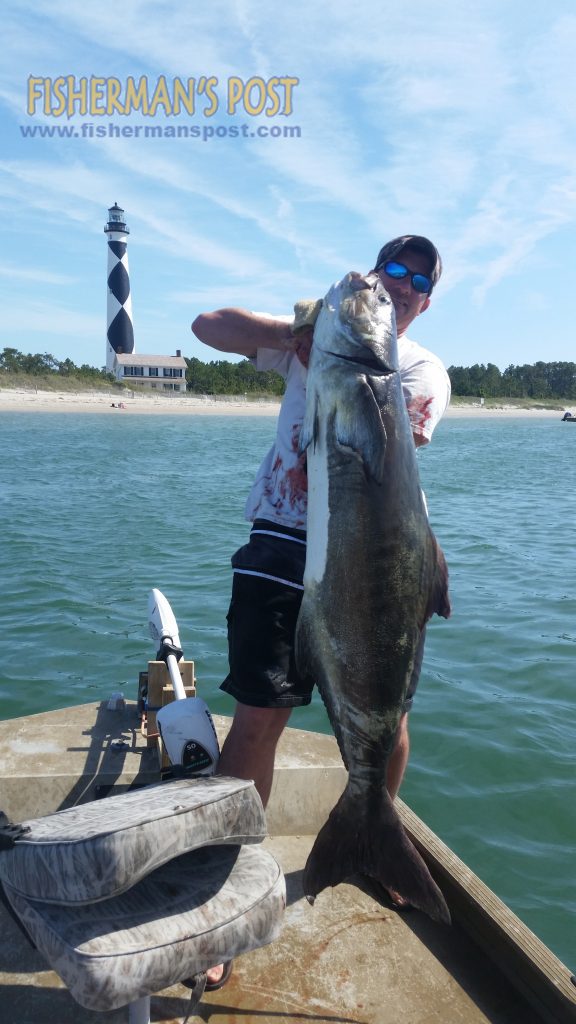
xmin=561 ymin=411 xmax=576 ymax=421
xmin=0 ymin=690 xmax=575 ymax=1024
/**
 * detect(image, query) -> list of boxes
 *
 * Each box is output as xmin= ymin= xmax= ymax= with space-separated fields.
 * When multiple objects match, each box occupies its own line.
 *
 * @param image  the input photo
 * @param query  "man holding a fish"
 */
xmin=192 ymin=235 xmax=451 ymax=925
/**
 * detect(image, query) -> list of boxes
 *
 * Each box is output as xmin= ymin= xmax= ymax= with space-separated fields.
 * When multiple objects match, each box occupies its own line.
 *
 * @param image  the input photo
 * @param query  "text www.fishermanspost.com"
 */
xmin=18 ymin=121 xmax=302 ymax=142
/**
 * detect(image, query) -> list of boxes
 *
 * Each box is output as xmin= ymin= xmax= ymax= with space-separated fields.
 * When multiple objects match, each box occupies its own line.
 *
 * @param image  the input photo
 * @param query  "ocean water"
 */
xmin=0 ymin=410 xmax=574 ymax=970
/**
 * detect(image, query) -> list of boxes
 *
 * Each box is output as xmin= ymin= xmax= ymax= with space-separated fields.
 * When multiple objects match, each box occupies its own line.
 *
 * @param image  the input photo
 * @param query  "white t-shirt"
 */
xmin=244 ymin=316 xmax=451 ymax=531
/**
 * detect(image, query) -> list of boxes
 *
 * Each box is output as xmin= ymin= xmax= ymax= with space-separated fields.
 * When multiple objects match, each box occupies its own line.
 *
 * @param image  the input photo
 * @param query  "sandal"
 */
xmin=205 ymin=959 xmax=234 ymax=992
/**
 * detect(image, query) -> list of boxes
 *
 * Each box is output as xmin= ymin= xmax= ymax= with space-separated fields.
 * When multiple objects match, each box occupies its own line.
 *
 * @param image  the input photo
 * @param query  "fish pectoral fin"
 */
xmin=334 ymin=380 xmax=387 ymax=483
xmin=299 ymin=396 xmax=320 ymax=455
xmin=428 ymin=537 xmax=451 ymax=620
xmin=294 ymin=604 xmax=315 ymax=684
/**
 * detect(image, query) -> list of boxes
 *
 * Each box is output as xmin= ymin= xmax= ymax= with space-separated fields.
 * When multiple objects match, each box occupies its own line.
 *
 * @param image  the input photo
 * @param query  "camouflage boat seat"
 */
xmin=0 ymin=776 xmax=285 ymax=1011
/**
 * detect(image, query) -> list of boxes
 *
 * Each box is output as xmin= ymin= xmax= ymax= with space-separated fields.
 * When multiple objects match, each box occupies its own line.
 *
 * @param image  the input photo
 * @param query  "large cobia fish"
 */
xmin=295 ymin=271 xmax=451 ymax=924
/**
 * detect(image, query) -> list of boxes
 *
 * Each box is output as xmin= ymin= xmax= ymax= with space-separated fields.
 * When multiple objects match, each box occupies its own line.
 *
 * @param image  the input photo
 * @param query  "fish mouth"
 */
xmin=327 ymin=349 xmax=396 ymax=375
xmin=349 ymin=272 xmax=379 ymax=292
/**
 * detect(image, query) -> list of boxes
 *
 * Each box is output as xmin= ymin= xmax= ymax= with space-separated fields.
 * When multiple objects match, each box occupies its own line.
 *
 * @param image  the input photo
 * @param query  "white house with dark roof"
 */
xmin=113 ymin=351 xmax=187 ymax=392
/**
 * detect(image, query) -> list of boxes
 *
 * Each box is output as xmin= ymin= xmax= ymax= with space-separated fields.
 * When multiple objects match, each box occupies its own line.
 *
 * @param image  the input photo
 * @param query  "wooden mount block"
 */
xmin=141 ymin=660 xmax=196 ymax=748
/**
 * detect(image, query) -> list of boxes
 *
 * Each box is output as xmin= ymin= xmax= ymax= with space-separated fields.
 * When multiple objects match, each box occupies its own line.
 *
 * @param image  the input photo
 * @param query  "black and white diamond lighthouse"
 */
xmin=104 ymin=203 xmax=135 ymax=372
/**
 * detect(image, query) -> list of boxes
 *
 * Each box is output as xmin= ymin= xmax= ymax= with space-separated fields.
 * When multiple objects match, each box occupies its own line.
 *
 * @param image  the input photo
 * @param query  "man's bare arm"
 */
xmin=191 ymin=309 xmax=294 ymax=358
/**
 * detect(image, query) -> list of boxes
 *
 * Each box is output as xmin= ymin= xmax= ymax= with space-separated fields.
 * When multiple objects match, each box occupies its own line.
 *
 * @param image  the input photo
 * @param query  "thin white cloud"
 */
xmin=0 ymin=300 xmax=100 ymax=338
xmin=0 ymin=263 xmax=77 ymax=284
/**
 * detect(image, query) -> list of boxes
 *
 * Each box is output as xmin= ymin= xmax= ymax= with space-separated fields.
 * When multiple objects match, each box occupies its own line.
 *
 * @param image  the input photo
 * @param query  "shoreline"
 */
xmin=0 ymin=387 xmax=571 ymax=418
xmin=0 ymin=388 xmax=282 ymax=416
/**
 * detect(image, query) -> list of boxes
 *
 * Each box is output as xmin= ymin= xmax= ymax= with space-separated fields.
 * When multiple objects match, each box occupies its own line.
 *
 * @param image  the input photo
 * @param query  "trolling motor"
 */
xmin=147 ymin=588 xmax=220 ymax=776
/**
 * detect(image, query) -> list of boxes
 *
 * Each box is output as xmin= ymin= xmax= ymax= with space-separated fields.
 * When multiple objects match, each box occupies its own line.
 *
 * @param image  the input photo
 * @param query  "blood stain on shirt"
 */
xmin=407 ymin=394 xmax=434 ymax=433
xmin=285 ymin=456 xmax=307 ymax=508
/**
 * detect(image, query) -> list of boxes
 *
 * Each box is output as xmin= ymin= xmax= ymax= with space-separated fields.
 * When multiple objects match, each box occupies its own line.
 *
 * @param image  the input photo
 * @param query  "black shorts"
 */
xmin=220 ymin=519 xmax=424 ymax=711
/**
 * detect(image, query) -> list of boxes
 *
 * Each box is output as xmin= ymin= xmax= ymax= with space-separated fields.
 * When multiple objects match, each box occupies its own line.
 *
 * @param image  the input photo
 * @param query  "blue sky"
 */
xmin=1 ymin=1 xmax=575 ymax=373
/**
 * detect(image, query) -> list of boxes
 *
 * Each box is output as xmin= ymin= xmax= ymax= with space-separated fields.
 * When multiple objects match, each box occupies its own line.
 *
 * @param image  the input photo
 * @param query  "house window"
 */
xmin=163 ymin=367 xmax=183 ymax=378
xmin=148 ymin=367 xmax=159 ymax=377
xmin=124 ymin=366 xmax=144 ymax=376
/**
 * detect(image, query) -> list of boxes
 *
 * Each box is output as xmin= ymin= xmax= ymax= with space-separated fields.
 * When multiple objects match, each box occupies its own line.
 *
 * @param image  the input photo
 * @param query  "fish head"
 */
xmin=318 ymin=271 xmax=398 ymax=375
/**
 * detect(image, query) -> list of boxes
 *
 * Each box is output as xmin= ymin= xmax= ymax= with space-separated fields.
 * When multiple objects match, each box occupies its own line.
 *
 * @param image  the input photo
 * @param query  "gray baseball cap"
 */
xmin=373 ymin=235 xmax=442 ymax=294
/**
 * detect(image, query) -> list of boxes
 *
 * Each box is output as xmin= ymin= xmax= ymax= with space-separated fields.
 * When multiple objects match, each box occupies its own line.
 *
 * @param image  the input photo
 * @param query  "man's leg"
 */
xmin=204 ymin=703 xmax=291 ymax=986
xmin=386 ymin=712 xmax=409 ymax=800
xmin=383 ymin=712 xmax=411 ymax=909
xmin=206 ymin=528 xmax=305 ymax=985
xmin=217 ymin=702 xmax=292 ymax=807
xmin=385 ymin=627 xmax=422 ymax=801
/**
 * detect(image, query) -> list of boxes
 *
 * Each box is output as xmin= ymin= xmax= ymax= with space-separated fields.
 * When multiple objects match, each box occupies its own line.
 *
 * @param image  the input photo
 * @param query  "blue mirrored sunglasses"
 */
xmin=382 ymin=260 xmax=432 ymax=295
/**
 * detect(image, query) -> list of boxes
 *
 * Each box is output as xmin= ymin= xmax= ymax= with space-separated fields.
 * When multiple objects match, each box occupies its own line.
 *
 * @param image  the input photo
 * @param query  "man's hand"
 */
xmin=291 ymin=298 xmax=322 ymax=369
xmin=291 ymin=326 xmax=314 ymax=368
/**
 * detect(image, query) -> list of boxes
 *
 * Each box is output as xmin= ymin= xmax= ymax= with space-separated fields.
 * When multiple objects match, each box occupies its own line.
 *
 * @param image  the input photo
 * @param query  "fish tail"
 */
xmin=303 ymin=782 xmax=451 ymax=925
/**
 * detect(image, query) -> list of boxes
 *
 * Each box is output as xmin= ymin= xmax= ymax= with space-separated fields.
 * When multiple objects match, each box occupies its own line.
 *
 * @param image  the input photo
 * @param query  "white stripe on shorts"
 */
xmin=250 ymin=529 xmax=307 ymax=546
xmin=233 ymin=568 xmax=304 ymax=591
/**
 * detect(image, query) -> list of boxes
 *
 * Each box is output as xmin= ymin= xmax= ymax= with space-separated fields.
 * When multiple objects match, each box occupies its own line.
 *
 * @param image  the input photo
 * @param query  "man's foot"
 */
xmin=359 ymin=877 xmax=414 ymax=912
xmin=205 ymin=960 xmax=234 ymax=991
xmin=182 ymin=960 xmax=233 ymax=994
xmin=386 ymin=889 xmax=414 ymax=912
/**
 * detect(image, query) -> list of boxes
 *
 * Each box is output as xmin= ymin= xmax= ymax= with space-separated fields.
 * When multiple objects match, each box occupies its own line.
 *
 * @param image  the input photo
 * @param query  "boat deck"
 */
xmin=0 ymin=702 xmax=574 ymax=1024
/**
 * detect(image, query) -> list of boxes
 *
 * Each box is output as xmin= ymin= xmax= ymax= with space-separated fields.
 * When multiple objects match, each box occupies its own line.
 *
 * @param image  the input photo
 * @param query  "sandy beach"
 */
xmin=0 ymin=388 xmax=282 ymax=416
xmin=0 ymin=387 xmax=570 ymax=418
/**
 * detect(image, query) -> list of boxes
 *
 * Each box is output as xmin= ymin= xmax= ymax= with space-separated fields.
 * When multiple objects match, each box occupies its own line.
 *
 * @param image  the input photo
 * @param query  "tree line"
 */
xmin=448 ymin=361 xmax=576 ymax=400
xmin=184 ymin=356 xmax=284 ymax=396
xmin=0 ymin=347 xmax=285 ymax=396
xmin=2 ymin=347 xmax=575 ymax=400
xmin=0 ymin=347 xmax=115 ymax=383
